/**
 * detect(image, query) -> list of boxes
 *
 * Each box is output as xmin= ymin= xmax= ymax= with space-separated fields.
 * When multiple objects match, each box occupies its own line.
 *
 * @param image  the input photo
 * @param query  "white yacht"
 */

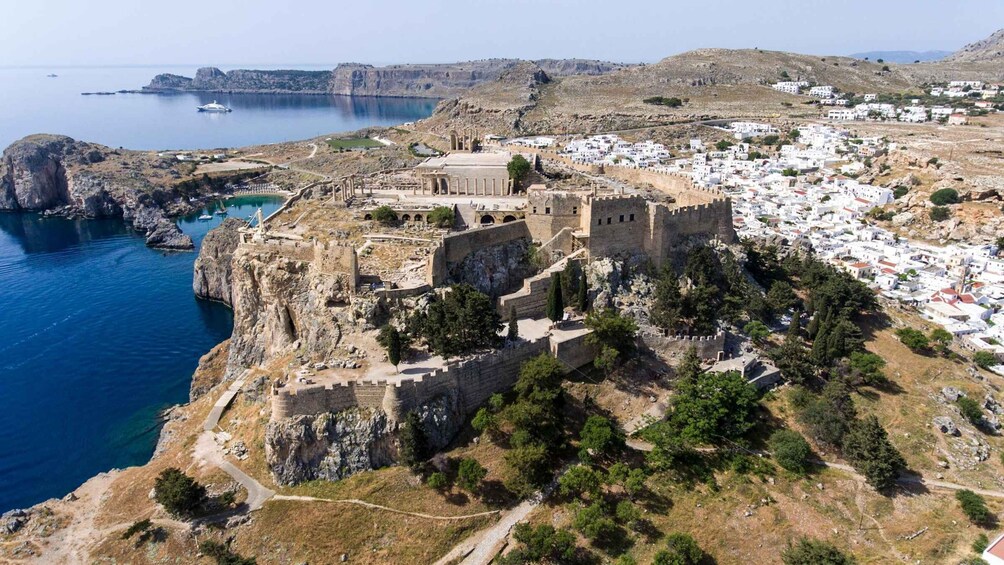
xmin=196 ymin=100 xmax=232 ymax=113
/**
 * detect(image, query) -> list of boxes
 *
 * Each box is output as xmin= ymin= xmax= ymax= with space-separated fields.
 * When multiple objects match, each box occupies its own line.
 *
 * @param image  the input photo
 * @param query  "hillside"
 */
xmin=419 ymin=48 xmax=920 ymax=136
xmin=850 ymin=50 xmax=951 ymax=63
xmin=944 ymin=28 xmax=1004 ymax=63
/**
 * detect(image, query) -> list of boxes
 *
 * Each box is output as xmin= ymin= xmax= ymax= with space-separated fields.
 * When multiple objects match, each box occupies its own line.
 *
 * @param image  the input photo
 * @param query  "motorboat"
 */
xmin=198 ymin=214 xmax=213 ymax=221
xmin=196 ymin=100 xmax=232 ymax=113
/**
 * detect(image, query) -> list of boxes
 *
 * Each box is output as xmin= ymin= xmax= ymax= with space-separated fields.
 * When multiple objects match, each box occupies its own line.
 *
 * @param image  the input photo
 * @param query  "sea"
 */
xmin=0 ymin=66 xmax=436 ymax=512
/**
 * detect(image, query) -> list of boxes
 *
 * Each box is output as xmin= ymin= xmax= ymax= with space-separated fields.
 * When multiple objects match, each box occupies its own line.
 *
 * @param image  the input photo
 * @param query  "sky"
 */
xmin=2 ymin=0 xmax=1002 ymax=67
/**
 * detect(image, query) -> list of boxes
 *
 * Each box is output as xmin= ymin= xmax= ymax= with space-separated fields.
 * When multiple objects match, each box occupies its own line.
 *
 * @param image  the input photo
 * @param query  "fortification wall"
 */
xmin=525 ymin=191 xmax=585 ymax=243
xmin=537 ymin=227 xmax=576 ymax=264
xmin=551 ymin=331 xmax=596 ymax=370
xmin=499 ymin=270 xmax=554 ymax=318
xmin=641 ymin=331 xmax=725 ymax=362
xmin=587 ymin=195 xmax=649 ymax=258
xmin=272 ymin=337 xmax=551 ymax=421
xmin=241 ymin=238 xmax=360 ymax=284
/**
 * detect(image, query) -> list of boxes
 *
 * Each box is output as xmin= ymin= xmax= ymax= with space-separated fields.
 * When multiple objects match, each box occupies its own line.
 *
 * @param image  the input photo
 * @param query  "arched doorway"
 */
xmin=413 ymin=214 xmax=423 ymax=223
xmin=364 ymin=214 xmax=373 ymax=221
xmin=502 ymin=215 xmax=517 ymax=223
xmin=401 ymin=214 xmax=411 ymax=222
xmin=480 ymin=215 xmax=495 ymax=225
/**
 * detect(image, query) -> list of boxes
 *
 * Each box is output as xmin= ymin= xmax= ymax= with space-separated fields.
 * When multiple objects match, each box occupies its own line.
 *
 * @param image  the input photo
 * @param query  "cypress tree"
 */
xmin=547 ymin=272 xmax=564 ymax=322
xmin=399 ymin=411 xmax=428 ymax=470
xmin=577 ymin=271 xmax=589 ymax=313
xmin=508 ymin=306 xmax=519 ymax=342
xmin=787 ymin=307 xmax=802 ymax=341
xmin=386 ymin=326 xmax=402 ymax=371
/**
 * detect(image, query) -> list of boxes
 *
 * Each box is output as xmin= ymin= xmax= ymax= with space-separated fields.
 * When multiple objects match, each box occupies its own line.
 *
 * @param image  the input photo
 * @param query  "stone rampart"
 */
xmin=641 ymin=331 xmax=726 ymax=361
xmin=551 ymin=330 xmax=596 ymax=370
xmin=271 ymin=337 xmax=551 ymax=421
xmin=241 ymin=238 xmax=359 ymax=285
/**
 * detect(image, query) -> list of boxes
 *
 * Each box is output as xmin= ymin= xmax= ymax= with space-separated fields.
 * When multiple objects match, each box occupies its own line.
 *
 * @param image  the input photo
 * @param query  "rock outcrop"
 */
xmin=0 ymin=135 xmax=72 ymax=210
xmin=264 ymin=392 xmax=463 ymax=485
xmin=226 ymin=244 xmax=352 ymax=372
xmin=193 ymin=218 xmax=244 ymax=305
xmin=0 ymin=135 xmax=210 ymax=249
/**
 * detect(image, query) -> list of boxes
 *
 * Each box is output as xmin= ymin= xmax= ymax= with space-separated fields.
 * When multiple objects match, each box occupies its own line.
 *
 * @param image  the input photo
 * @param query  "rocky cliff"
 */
xmin=142 ymin=59 xmax=629 ymax=98
xmin=0 ymin=135 xmax=199 ymax=249
xmin=193 ymin=218 xmax=244 ymax=305
xmin=225 ymin=243 xmax=353 ymax=372
xmin=264 ymin=391 xmax=463 ymax=485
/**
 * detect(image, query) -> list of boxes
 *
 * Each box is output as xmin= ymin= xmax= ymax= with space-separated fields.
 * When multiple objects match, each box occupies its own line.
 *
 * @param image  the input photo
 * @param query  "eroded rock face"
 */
xmin=193 ymin=218 xmax=244 ymax=305
xmin=264 ymin=392 xmax=464 ymax=486
xmin=0 ymin=135 xmax=72 ymax=210
xmin=226 ymin=247 xmax=351 ymax=372
xmin=449 ymin=237 xmax=535 ymax=297
xmin=265 ymin=409 xmax=395 ymax=485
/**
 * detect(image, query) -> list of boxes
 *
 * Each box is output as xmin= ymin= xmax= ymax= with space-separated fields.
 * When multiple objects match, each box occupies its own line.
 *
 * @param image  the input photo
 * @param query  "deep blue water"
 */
xmin=0 ymin=65 xmax=438 ymax=150
xmin=0 ymin=197 xmax=284 ymax=512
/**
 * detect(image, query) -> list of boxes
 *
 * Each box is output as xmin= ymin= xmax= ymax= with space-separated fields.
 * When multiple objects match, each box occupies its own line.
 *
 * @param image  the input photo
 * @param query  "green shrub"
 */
xmin=457 ymin=458 xmax=487 ymax=492
xmin=929 ymin=206 xmax=951 ymax=221
xmin=895 ymin=328 xmax=930 ymax=352
xmin=956 ymin=489 xmax=992 ymax=524
xmin=958 ymin=396 xmax=984 ymax=426
xmin=153 ymin=468 xmax=205 ymax=518
xmin=782 ymin=537 xmax=855 ymax=564
xmin=427 ymin=206 xmax=455 ymax=228
xmin=426 ymin=472 xmax=449 ymax=490
xmin=770 ymin=429 xmax=813 ymax=474
xmin=930 ymin=188 xmax=960 ymax=205
xmin=973 ymin=351 xmax=998 ymax=369
xmin=653 ymin=532 xmax=704 ymax=565
xmin=372 ymin=205 xmax=397 ymax=225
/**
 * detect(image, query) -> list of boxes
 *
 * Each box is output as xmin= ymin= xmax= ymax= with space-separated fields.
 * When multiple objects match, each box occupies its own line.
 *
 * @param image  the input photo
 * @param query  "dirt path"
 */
xmin=432 ymin=498 xmax=536 ymax=565
xmin=272 ymin=495 xmax=500 ymax=521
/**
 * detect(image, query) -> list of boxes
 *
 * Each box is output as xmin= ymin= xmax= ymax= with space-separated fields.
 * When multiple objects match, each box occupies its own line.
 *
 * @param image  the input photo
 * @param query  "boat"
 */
xmin=46 ymin=74 xmax=58 ymax=78
xmin=215 ymin=208 xmax=228 ymax=215
xmin=198 ymin=214 xmax=213 ymax=221
xmin=196 ymin=100 xmax=232 ymax=113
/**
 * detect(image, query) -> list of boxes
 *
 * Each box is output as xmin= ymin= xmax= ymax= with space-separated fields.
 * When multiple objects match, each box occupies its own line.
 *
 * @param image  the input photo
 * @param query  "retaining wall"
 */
xmin=641 ymin=331 xmax=726 ymax=361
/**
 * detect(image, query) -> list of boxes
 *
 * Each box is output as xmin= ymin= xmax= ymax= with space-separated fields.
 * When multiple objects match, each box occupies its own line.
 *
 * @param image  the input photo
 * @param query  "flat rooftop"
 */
xmin=417 ymin=152 xmax=511 ymax=169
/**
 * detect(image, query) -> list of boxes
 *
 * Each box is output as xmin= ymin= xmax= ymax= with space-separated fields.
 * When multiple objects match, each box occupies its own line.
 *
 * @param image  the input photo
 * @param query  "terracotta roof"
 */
xmin=961 ymin=294 xmax=977 ymax=304
xmin=941 ymin=288 xmax=959 ymax=295
xmin=851 ymin=262 xmax=870 ymax=269
xmin=988 ymin=532 xmax=1004 ymax=559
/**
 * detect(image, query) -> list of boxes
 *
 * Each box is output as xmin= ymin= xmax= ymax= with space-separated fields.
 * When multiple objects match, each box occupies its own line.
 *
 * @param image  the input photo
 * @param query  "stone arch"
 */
xmin=364 ymin=214 xmax=373 ymax=221
xmin=480 ymin=215 xmax=495 ymax=225
xmin=502 ymin=215 xmax=517 ymax=223
xmin=413 ymin=214 xmax=423 ymax=223
xmin=401 ymin=214 xmax=411 ymax=222
xmin=449 ymin=131 xmax=459 ymax=151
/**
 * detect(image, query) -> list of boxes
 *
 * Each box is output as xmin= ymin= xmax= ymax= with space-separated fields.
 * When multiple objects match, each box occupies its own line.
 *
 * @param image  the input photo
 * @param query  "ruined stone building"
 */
xmin=414 ymin=152 xmax=515 ymax=196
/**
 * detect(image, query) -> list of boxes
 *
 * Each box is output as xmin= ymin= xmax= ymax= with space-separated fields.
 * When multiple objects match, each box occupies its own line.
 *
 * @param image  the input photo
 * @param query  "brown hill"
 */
xmin=944 ymin=28 xmax=1004 ymax=63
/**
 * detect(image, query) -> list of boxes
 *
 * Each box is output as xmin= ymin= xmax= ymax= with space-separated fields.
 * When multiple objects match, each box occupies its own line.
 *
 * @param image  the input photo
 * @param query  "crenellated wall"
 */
xmin=272 ymin=337 xmax=551 ymax=421
xmin=640 ymin=331 xmax=726 ymax=361
xmin=426 ymin=220 xmax=532 ymax=290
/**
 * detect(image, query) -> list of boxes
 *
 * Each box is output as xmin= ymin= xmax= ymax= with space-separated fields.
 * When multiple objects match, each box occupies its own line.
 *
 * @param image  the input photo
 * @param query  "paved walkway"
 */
xmin=195 ymin=371 xmax=275 ymax=511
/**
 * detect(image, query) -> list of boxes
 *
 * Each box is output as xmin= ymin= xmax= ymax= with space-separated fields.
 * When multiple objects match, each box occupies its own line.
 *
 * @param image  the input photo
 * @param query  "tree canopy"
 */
xmin=409 ymin=285 xmax=502 ymax=357
xmin=670 ymin=370 xmax=759 ymax=444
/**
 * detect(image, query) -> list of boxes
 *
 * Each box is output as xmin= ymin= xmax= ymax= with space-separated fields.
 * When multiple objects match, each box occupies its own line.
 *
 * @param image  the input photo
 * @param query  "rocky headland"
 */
xmin=0 ymin=134 xmax=241 ymax=249
xmin=141 ymin=58 xmax=631 ymax=98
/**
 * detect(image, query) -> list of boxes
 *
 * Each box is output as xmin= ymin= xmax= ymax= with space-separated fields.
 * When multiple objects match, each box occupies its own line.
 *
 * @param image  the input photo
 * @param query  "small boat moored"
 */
xmin=198 ymin=214 xmax=213 ymax=221
xmin=196 ymin=100 xmax=232 ymax=113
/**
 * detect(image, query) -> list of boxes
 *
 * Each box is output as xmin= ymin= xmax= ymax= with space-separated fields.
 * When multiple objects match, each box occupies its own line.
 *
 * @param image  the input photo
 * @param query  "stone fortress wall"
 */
xmin=241 ymin=237 xmax=360 ymax=286
xmin=272 ymin=337 xmax=553 ymax=421
xmin=640 ymin=331 xmax=726 ymax=361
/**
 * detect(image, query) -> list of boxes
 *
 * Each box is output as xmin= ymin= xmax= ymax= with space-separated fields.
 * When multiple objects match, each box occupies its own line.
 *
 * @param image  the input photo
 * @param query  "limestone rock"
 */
xmin=193 ymin=218 xmax=244 ymax=305
xmin=0 ymin=135 xmax=72 ymax=210
xmin=933 ymin=416 xmax=958 ymax=435
xmin=942 ymin=387 xmax=964 ymax=402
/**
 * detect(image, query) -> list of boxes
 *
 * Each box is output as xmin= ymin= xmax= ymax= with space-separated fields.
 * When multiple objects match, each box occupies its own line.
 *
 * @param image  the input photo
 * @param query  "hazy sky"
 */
xmin=3 ymin=0 xmax=1001 ymax=67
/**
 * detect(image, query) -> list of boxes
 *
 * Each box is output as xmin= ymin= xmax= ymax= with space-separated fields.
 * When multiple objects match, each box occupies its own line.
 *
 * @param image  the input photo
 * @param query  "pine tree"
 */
xmin=787 ymin=307 xmax=802 ymax=341
xmin=508 ymin=306 xmax=519 ymax=342
xmin=651 ymin=266 xmax=683 ymax=331
xmin=842 ymin=415 xmax=905 ymax=491
xmin=547 ymin=272 xmax=564 ymax=322
xmin=677 ymin=346 xmax=703 ymax=384
xmin=399 ymin=411 xmax=429 ymax=470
